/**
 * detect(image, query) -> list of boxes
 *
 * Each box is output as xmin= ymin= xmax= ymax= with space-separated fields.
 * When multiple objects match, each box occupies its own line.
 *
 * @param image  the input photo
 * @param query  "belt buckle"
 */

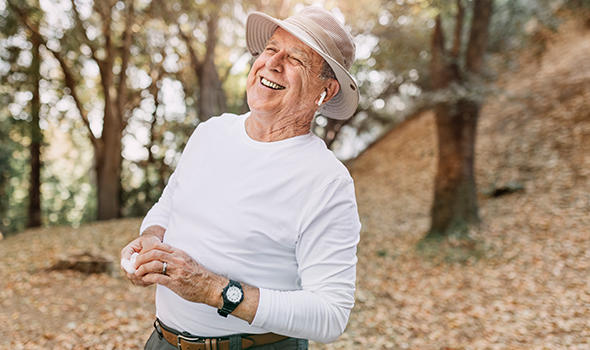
xmin=176 ymin=333 xmax=204 ymax=350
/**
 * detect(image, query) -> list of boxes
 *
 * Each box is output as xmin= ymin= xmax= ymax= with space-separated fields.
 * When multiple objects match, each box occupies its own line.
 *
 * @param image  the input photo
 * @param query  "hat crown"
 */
xmin=285 ymin=7 xmax=355 ymax=70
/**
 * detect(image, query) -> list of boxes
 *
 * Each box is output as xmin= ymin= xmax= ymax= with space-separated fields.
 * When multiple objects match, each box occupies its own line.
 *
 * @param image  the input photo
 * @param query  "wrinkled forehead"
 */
xmin=267 ymin=27 xmax=325 ymax=65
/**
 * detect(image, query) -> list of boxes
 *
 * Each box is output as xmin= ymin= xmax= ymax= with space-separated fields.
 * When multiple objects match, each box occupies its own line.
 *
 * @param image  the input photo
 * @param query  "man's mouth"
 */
xmin=260 ymin=77 xmax=285 ymax=90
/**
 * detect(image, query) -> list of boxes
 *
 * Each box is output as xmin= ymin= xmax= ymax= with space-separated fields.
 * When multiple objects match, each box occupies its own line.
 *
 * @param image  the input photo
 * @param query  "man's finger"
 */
xmin=125 ymin=270 xmax=152 ymax=286
xmin=121 ymin=246 xmax=138 ymax=259
xmin=121 ymin=238 xmax=141 ymax=259
xmin=142 ymin=240 xmax=175 ymax=254
xmin=142 ymin=272 xmax=171 ymax=286
xmin=135 ymin=249 xmax=173 ymax=268
xmin=135 ymin=259 xmax=164 ymax=277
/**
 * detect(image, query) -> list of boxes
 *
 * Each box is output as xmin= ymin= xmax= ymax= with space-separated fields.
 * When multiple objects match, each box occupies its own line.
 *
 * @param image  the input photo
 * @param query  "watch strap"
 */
xmin=217 ymin=280 xmax=243 ymax=317
xmin=217 ymin=304 xmax=235 ymax=317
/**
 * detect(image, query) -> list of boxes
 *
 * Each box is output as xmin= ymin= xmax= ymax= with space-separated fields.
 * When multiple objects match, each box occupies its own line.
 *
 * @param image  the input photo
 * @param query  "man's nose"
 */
xmin=265 ymin=51 xmax=285 ymax=72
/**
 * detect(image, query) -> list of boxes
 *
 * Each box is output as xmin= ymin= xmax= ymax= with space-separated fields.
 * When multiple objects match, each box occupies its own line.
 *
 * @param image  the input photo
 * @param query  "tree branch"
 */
xmin=8 ymin=0 xmax=99 ymax=147
xmin=465 ymin=0 xmax=493 ymax=73
xmin=122 ymin=49 xmax=167 ymax=131
xmin=203 ymin=11 xmax=219 ymax=66
xmin=430 ymin=14 xmax=449 ymax=89
xmin=158 ymin=1 xmax=203 ymax=72
xmin=117 ymin=0 xmax=135 ymax=128
xmin=144 ymin=54 xmax=168 ymax=164
xmin=70 ymin=0 xmax=101 ymax=64
xmin=93 ymin=0 xmax=114 ymax=74
xmin=178 ymin=25 xmax=202 ymax=72
xmin=51 ymin=51 xmax=98 ymax=145
xmin=451 ymin=0 xmax=465 ymax=59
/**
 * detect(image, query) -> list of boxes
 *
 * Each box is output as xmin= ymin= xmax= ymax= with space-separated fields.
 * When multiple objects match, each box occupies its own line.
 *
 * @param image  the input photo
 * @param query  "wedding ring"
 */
xmin=162 ymin=262 xmax=168 ymax=275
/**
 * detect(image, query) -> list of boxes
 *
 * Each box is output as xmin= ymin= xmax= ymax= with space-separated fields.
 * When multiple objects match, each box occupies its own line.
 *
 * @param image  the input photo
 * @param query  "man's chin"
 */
xmin=247 ymin=93 xmax=283 ymax=110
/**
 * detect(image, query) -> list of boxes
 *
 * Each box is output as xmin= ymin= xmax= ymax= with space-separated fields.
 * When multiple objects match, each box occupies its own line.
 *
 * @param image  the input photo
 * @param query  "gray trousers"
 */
xmin=144 ymin=329 xmax=309 ymax=350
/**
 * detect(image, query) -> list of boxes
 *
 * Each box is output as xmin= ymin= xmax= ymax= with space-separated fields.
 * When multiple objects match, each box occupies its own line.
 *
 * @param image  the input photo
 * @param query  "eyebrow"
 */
xmin=267 ymin=39 xmax=312 ymax=62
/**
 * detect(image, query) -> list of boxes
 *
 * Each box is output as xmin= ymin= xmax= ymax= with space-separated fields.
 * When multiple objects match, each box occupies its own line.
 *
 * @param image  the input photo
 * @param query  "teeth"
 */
xmin=261 ymin=77 xmax=285 ymax=90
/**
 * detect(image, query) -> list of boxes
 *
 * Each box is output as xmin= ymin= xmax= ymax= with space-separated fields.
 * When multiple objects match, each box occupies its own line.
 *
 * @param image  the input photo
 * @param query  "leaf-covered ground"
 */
xmin=2 ymin=19 xmax=589 ymax=350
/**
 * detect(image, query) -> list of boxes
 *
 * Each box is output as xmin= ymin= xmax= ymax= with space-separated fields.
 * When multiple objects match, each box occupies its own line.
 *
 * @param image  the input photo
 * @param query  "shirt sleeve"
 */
xmin=251 ymin=177 xmax=361 ymax=343
xmin=139 ymin=123 xmax=201 ymax=235
xmin=138 ymin=170 xmax=179 ymax=234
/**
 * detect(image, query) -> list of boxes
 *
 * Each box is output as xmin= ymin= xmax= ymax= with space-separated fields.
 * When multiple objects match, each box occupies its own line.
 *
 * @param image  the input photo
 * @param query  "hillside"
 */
xmin=1 ymin=19 xmax=589 ymax=350
xmin=344 ymin=17 xmax=590 ymax=349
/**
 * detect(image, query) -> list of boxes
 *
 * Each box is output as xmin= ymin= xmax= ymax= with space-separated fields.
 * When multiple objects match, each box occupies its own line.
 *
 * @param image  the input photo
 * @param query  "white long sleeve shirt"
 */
xmin=140 ymin=112 xmax=361 ymax=343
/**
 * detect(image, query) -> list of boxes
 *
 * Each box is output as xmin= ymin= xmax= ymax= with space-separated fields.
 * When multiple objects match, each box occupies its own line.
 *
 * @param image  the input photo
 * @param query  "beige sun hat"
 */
xmin=246 ymin=6 xmax=359 ymax=120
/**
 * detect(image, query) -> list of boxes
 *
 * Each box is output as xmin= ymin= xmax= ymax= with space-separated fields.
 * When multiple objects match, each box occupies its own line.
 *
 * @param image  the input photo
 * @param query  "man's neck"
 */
xmin=246 ymin=111 xmax=314 ymax=142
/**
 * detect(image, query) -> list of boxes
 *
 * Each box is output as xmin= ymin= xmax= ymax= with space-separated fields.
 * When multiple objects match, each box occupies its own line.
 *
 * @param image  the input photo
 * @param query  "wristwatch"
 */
xmin=217 ymin=279 xmax=244 ymax=317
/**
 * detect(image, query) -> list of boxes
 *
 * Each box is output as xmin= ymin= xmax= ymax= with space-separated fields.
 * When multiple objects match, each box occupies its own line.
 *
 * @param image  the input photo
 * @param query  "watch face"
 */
xmin=226 ymin=286 xmax=243 ymax=303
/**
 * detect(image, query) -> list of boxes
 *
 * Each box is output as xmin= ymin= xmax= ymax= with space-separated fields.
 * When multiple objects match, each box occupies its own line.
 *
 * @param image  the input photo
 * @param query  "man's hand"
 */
xmin=121 ymin=225 xmax=259 ymax=323
xmin=120 ymin=225 xmax=165 ymax=286
xmin=134 ymin=242 xmax=227 ymax=307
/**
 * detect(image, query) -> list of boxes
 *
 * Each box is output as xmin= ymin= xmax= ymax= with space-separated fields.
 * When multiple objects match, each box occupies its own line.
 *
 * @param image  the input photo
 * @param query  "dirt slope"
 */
xmin=340 ymin=18 xmax=590 ymax=349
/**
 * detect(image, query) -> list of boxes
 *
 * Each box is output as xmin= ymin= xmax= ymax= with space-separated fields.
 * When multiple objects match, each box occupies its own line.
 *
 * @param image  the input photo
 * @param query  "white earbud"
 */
xmin=317 ymin=90 xmax=327 ymax=106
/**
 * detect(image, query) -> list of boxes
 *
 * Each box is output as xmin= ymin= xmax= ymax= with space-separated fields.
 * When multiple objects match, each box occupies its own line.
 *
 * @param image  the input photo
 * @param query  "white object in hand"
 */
xmin=121 ymin=252 xmax=139 ymax=274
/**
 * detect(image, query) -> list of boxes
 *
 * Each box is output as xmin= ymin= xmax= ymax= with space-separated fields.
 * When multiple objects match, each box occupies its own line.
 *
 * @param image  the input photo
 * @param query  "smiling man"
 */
xmin=121 ymin=6 xmax=361 ymax=350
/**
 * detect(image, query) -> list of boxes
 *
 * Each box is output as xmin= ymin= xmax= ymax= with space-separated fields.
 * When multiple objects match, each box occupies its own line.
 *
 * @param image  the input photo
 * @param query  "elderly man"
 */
xmin=121 ymin=6 xmax=361 ymax=350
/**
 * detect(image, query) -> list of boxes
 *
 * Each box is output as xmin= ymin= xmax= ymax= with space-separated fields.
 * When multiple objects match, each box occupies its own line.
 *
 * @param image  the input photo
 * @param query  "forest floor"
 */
xmin=2 ymin=17 xmax=590 ymax=350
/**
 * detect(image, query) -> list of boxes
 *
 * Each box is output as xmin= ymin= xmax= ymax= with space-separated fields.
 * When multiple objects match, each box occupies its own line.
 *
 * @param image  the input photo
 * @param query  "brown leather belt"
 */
xmin=155 ymin=319 xmax=288 ymax=350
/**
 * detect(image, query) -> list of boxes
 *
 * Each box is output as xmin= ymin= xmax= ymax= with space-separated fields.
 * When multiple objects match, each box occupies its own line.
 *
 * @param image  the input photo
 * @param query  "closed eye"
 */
xmin=289 ymin=56 xmax=303 ymax=65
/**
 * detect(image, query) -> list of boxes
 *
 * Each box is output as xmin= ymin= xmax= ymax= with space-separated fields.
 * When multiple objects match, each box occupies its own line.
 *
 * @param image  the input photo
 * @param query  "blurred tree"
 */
xmin=0 ymin=120 xmax=12 ymax=233
xmin=117 ymin=0 xmax=235 ymax=216
xmin=427 ymin=0 xmax=493 ymax=237
xmin=9 ymin=0 xmax=148 ymax=220
xmin=2 ymin=0 xmax=578 ymax=232
xmin=151 ymin=1 xmax=229 ymax=122
xmin=0 ymin=0 xmax=44 ymax=230
xmin=26 ymin=16 xmax=42 ymax=228
xmin=335 ymin=0 xmax=570 ymax=160
xmin=0 ymin=1 xmax=22 ymax=234
xmin=122 ymin=0 xmax=293 ymax=212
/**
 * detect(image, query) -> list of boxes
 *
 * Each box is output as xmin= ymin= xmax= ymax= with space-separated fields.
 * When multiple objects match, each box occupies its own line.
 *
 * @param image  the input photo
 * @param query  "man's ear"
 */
xmin=322 ymin=78 xmax=340 ymax=104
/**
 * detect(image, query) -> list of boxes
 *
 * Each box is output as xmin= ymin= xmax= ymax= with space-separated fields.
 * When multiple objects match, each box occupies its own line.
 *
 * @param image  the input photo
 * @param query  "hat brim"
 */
xmin=246 ymin=12 xmax=359 ymax=120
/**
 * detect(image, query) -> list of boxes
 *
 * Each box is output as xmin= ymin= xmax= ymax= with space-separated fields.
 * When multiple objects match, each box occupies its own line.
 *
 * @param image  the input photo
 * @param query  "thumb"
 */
xmin=122 ymin=237 xmax=142 ymax=259
xmin=141 ymin=235 xmax=165 ymax=252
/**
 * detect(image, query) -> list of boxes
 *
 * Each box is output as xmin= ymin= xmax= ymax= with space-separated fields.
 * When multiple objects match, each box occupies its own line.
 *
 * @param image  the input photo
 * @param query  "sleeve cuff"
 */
xmin=139 ymin=220 xmax=168 ymax=236
xmin=250 ymin=287 xmax=271 ymax=328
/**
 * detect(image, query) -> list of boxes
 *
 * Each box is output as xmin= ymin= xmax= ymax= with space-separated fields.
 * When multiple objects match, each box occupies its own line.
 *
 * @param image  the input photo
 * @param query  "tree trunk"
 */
xmin=94 ymin=0 xmax=133 ymax=221
xmin=427 ymin=0 xmax=492 ymax=238
xmin=27 ymin=34 xmax=42 ymax=228
xmin=95 ymin=51 xmax=122 ymax=220
xmin=95 ymin=124 xmax=122 ymax=220
xmin=465 ymin=0 xmax=493 ymax=73
xmin=197 ymin=12 xmax=226 ymax=121
xmin=10 ymin=0 xmax=132 ymax=222
xmin=429 ymin=100 xmax=480 ymax=236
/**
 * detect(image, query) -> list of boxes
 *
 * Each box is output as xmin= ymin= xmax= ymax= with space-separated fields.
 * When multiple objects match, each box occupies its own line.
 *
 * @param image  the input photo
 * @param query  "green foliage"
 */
xmin=0 ymin=120 xmax=16 ymax=233
xmin=0 ymin=0 xmax=585 ymax=233
xmin=0 ymin=2 xmax=30 ymax=234
xmin=0 ymin=117 xmax=28 ymax=234
xmin=488 ymin=0 xmax=560 ymax=53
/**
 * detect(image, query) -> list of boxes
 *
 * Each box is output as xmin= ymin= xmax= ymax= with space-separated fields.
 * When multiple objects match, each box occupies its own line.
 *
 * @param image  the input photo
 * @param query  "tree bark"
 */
xmin=94 ymin=0 xmax=134 ymax=220
xmin=430 ymin=100 xmax=480 ymax=236
xmin=197 ymin=12 xmax=227 ymax=121
xmin=95 ymin=119 xmax=122 ymax=220
xmin=427 ymin=0 xmax=492 ymax=238
xmin=465 ymin=0 xmax=493 ymax=73
xmin=451 ymin=0 xmax=465 ymax=59
xmin=11 ymin=0 xmax=130 ymax=221
xmin=27 ymin=34 xmax=42 ymax=228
